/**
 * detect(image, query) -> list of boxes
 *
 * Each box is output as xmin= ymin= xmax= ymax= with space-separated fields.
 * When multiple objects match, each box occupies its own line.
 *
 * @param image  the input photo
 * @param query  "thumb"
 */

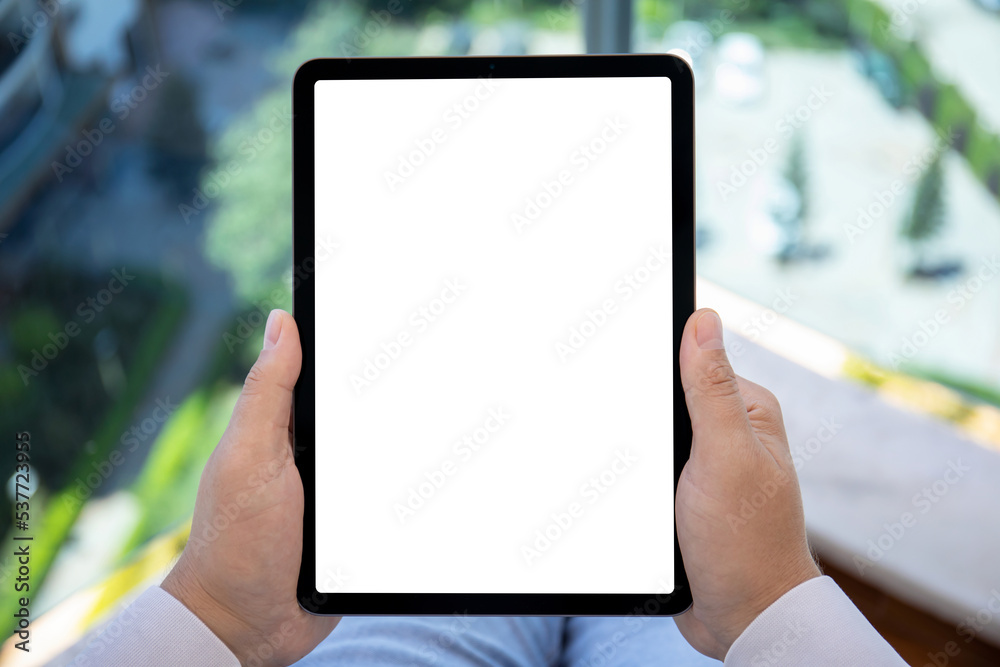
xmin=679 ymin=309 xmax=751 ymax=457
xmin=228 ymin=310 xmax=302 ymax=455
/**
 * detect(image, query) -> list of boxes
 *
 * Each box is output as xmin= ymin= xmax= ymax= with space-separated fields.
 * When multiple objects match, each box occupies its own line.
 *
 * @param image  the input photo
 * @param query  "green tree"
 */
xmin=785 ymin=131 xmax=808 ymax=223
xmin=773 ymin=132 xmax=808 ymax=263
xmin=900 ymin=153 xmax=945 ymax=274
xmin=202 ymin=4 xmax=359 ymax=327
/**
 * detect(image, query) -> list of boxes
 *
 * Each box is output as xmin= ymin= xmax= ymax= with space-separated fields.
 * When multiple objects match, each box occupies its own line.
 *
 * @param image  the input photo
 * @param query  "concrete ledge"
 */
xmin=705 ymin=281 xmax=1000 ymax=646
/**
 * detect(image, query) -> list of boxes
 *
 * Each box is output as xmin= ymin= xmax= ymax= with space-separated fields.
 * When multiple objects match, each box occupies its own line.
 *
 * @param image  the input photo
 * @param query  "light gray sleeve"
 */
xmin=68 ymin=586 xmax=239 ymax=667
xmin=724 ymin=575 xmax=907 ymax=666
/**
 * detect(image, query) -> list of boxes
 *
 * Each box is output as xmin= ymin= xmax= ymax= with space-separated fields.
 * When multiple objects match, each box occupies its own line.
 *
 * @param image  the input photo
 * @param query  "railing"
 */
xmin=0 ymin=0 xmax=64 ymax=183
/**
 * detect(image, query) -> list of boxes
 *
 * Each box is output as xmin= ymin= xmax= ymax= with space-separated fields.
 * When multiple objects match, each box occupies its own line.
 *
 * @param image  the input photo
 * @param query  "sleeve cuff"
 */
xmin=724 ymin=575 xmax=906 ymax=666
xmin=74 ymin=586 xmax=239 ymax=666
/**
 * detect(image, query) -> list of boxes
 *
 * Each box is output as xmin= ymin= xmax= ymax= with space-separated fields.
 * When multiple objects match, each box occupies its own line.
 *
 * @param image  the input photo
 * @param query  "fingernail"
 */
xmin=696 ymin=310 xmax=725 ymax=350
xmin=263 ymin=310 xmax=281 ymax=350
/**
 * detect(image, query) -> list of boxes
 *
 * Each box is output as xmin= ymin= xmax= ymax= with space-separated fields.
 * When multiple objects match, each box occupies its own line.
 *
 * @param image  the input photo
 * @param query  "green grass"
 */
xmin=843 ymin=354 xmax=1000 ymax=447
xmin=904 ymin=367 xmax=1000 ymax=408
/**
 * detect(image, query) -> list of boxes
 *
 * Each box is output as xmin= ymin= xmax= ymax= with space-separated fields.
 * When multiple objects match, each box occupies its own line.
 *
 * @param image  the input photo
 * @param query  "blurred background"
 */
xmin=0 ymin=0 xmax=998 ymax=664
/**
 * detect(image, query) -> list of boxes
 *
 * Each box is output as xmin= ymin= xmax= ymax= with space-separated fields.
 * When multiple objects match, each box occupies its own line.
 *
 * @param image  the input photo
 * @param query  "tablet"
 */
xmin=293 ymin=55 xmax=694 ymax=616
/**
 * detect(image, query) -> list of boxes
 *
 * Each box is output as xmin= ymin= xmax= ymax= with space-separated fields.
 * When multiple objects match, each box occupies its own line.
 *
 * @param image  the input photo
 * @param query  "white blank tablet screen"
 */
xmin=313 ymin=75 xmax=673 ymax=595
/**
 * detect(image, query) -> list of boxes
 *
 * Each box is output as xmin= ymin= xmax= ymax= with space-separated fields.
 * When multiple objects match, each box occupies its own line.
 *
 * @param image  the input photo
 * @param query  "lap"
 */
xmin=294 ymin=614 xmax=716 ymax=666
xmin=294 ymin=615 xmax=564 ymax=667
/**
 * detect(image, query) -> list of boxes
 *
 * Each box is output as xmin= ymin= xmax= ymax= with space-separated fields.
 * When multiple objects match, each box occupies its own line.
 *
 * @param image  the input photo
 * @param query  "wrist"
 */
xmin=720 ymin=558 xmax=822 ymax=654
xmin=161 ymin=558 xmax=262 ymax=665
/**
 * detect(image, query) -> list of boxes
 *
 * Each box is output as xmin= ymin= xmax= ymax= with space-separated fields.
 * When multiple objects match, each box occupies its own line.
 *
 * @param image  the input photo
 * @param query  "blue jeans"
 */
xmin=294 ymin=616 xmax=718 ymax=665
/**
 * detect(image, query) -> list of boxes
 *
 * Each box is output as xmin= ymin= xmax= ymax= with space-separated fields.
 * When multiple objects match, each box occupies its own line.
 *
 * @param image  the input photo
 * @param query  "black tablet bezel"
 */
xmin=293 ymin=54 xmax=695 ymax=617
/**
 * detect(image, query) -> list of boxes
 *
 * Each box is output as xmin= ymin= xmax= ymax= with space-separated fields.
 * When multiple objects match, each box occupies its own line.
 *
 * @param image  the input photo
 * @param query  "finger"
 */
xmin=679 ymin=309 xmax=752 ymax=457
xmin=229 ymin=310 xmax=302 ymax=456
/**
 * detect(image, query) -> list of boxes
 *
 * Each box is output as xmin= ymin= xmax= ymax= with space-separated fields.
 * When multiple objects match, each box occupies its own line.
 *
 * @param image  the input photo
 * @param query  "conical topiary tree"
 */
xmin=785 ymin=131 xmax=807 ymax=224
xmin=774 ymin=132 xmax=808 ymax=263
xmin=901 ymin=153 xmax=945 ymax=276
